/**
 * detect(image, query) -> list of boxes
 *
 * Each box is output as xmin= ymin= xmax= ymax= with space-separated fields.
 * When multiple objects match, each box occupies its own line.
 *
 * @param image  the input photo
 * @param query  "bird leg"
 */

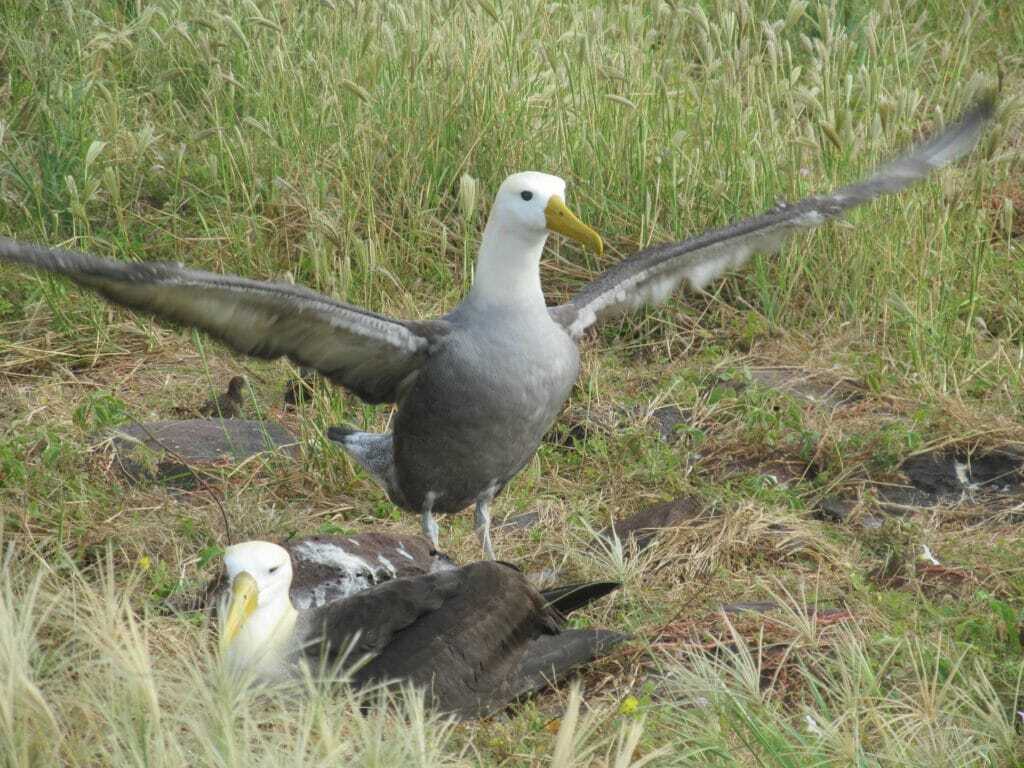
xmin=474 ymin=486 xmax=498 ymax=561
xmin=420 ymin=492 xmax=440 ymax=553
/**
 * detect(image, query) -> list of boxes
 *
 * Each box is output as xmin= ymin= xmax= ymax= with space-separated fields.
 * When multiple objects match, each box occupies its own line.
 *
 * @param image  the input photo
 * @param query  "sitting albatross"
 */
xmin=180 ymin=530 xmax=616 ymax=614
xmin=218 ymin=540 xmax=625 ymax=719
xmin=0 ymin=97 xmax=994 ymax=557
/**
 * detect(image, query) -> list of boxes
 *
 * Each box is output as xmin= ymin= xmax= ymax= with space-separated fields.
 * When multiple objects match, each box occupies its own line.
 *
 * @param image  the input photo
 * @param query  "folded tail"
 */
xmin=327 ymin=427 xmax=404 ymax=505
xmin=540 ymin=581 xmax=621 ymax=615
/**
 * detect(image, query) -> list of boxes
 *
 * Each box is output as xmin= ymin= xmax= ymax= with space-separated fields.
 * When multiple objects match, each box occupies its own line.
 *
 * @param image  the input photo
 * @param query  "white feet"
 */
xmin=421 ymin=492 xmax=440 ymax=552
xmin=475 ymin=487 xmax=497 ymax=561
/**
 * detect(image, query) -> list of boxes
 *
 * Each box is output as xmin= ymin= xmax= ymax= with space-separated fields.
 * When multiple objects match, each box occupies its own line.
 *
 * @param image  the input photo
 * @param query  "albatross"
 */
xmin=186 ymin=530 xmax=615 ymax=612
xmin=0 ymin=97 xmax=994 ymax=557
xmin=217 ymin=540 xmax=624 ymax=718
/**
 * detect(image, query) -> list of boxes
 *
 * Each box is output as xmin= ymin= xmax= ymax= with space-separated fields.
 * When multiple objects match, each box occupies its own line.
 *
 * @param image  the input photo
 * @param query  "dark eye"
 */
xmin=268 ymin=566 xmax=279 ymax=574
xmin=520 ymin=191 xmax=533 ymax=201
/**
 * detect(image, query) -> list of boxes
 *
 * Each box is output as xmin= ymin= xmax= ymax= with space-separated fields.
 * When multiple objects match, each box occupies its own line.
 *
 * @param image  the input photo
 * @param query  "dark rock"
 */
xmin=111 ymin=419 xmax=299 ymax=488
xmin=900 ymin=453 xmax=967 ymax=497
xmin=816 ymin=496 xmax=857 ymax=522
xmin=649 ymin=405 xmax=688 ymax=444
xmin=901 ymin=449 xmax=1024 ymax=496
xmin=820 ymin=449 xmax=1024 ymax=526
xmin=602 ymin=496 xmax=710 ymax=551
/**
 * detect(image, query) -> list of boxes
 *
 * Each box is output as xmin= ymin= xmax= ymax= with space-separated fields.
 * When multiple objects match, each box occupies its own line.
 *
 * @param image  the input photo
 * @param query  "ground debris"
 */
xmin=744 ymin=366 xmax=865 ymax=410
xmin=650 ymin=601 xmax=856 ymax=696
xmin=818 ymin=446 xmax=1024 ymax=524
xmin=600 ymin=495 xmax=711 ymax=551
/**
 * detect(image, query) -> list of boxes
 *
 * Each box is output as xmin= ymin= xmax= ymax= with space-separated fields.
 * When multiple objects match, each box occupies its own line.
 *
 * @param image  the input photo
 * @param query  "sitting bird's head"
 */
xmin=219 ymin=541 xmax=298 ymax=674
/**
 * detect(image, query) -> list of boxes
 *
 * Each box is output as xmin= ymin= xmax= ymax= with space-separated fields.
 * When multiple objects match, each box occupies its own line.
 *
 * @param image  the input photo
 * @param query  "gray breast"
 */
xmin=392 ymin=305 xmax=579 ymax=513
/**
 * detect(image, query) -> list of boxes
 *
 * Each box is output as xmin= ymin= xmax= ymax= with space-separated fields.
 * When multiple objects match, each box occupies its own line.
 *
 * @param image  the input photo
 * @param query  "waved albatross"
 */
xmin=182 ymin=530 xmax=615 ymax=614
xmin=0 ymin=97 xmax=994 ymax=557
xmin=218 ymin=540 xmax=625 ymax=719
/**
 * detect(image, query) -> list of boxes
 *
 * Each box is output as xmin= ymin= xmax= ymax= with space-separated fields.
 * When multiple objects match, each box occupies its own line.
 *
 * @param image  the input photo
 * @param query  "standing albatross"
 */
xmin=0 ymin=97 xmax=994 ymax=557
xmin=218 ymin=540 xmax=625 ymax=719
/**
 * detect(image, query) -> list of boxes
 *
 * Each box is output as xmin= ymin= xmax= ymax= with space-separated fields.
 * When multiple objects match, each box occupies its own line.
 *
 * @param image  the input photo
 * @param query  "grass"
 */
xmin=2 ymin=0 xmax=1024 ymax=765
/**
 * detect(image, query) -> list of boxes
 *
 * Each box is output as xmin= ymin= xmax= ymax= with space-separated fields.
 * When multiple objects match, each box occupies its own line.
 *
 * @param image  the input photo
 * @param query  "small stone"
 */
xmin=602 ymin=496 xmax=709 ymax=551
xmin=816 ymin=496 xmax=856 ymax=522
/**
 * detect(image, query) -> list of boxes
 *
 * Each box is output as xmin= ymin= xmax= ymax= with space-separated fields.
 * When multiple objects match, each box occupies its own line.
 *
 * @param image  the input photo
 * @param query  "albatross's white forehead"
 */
xmin=224 ymin=540 xmax=290 ymax=578
xmin=498 ymin=171 xmax=566 ymax=201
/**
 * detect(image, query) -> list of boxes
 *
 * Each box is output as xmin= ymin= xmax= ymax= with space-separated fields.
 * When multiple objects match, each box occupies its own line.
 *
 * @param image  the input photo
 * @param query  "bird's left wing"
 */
xmin=0 ymin=238 xmax=447 ymax=404
xmin=306 ymin=562 xmax=560 ymax=717
xmin=551 ymin=95 xmax=995 ymax=339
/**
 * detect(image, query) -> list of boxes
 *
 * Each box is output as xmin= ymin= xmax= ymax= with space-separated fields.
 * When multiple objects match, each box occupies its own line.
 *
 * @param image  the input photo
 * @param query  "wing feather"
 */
xmin=0 ymin=238 xmax=444 ymax=403
xmin=553 ymin=95 xmax=995 ymax=339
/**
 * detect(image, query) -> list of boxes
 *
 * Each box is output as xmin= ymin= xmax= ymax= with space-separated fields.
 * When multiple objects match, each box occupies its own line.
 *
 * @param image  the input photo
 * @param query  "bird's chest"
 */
xmin=398 ymin=316 xmax=579 ymax=437
xmin=392 ymin=312 xmax=578 ymax=509
xmin=451 ymin=322 xmax=577 ymax=421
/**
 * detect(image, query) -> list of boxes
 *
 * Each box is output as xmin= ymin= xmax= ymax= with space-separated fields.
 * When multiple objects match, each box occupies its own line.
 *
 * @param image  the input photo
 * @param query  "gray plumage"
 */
xmin=0 ymin=97 xmax=994 ymax=556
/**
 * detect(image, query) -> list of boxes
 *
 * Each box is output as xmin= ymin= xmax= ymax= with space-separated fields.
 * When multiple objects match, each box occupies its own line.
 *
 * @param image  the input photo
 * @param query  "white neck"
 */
xmin=227 ymin=594 xmax=298 ymax=677
xmin=467 ymin=215 xmax=548 ymax=311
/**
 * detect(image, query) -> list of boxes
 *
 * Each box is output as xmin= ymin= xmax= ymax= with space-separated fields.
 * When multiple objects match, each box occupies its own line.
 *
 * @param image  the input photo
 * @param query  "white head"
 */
xmin=469 ymin=171 xmax=603 ymax=308
xmin=219 ymin=541 xmax=298 ymax=674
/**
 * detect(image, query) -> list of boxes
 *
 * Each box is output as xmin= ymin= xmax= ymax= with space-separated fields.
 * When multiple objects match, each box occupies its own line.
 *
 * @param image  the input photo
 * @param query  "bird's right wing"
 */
xmin=0 ymin=238 xmax=448 ymax=404
xmin=551 ymin=95 xmax=995 ymax=339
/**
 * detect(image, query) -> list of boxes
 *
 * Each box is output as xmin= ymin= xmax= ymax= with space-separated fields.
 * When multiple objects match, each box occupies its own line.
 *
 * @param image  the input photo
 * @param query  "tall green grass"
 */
xmin=2 ymin=0 xmax=1020 ymax=394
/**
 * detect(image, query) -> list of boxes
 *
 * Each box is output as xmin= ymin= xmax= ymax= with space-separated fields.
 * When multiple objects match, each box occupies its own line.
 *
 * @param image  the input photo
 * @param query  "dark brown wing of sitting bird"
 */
xmin=304 ymin=561 xmax=562 ymax=718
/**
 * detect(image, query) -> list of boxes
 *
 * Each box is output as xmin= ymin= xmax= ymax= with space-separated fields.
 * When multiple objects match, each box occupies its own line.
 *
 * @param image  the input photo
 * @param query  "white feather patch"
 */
xmin=290 ymin=540 xmax=393 ymax=608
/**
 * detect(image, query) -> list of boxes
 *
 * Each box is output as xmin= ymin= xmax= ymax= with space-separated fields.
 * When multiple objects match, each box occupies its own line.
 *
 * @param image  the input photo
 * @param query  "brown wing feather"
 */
xmin=305 ymin=561 xmax=560 ymax=718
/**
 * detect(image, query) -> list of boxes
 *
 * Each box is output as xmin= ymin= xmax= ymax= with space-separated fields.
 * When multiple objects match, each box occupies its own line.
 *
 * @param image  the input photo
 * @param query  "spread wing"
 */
xmin=0 ymin=238 xmax=447 ymax=403
xmin=551 ymin=95 xmax=995 ymax=339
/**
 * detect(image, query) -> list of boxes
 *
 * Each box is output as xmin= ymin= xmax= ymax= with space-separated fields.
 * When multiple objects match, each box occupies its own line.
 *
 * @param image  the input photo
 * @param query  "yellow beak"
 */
xmin=544 ymin=196 xmax=603 ymax=257
xmin=219 ymin=571 xmax=258 ymax=654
